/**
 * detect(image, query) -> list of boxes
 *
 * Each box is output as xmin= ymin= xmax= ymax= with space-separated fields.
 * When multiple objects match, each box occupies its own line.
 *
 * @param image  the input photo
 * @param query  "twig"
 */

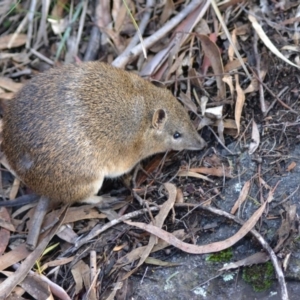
xmin=253 ymin=31 xmax=266 ymax=113
xmin=265 ymin=86 xmax=289 ymax=116
xmin=274 ymin=185 xmax=299 ymax=208
xmin=233 ymin=117 xmax=253 ymax=150
xmin=73 ymin=199 xmax=288 ymax=298
xmin=35 ymin=0 xmax=51 ymax=48
xmin=12 ymin=263 xmax=71 ymax=300
xmin=74 ymin=206 xmax=160 ymax=248
xmin=26 ymin=0 xmax=37 ymax=49
xmin=132 ymin=164 xmax=146 ymax=205
xmin=0 ymin=214 xmax=64 ymax=299
xmin=84 ymin=0 xmax=110 ymax=61
xmin=30 ymin=48 xmax=54 ymax=65
xmin=85 ymin=268 xmax=100 ymax=300
xmin=26 ymin=196 xmax=50 ymax=250
xmin=75 ymin=0 xmax=88 ymax=55
xmin=8 ymin=15 xmax=28 ymax=49
xmin=112 ymin=0 xmax=209 ymax=68
xmin=207 ymin=125 xmax=234 ymax=154
xmin=121 ymin=0 xmax=155 ymax=60
xmin=85 ymin=250 xmax=98 ymax=300
xmin=55 ymin=1 xmax=83 ymax=61
xmin=211 ymin=0 xmax=251 ymax=80
xmin=251 ymin=71 xmax=298 ymax=116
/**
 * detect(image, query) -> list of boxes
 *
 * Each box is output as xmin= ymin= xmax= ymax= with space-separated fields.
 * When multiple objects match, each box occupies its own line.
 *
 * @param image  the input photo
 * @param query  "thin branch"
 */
xmin=112 ymin=0 xmax=209 ymax=68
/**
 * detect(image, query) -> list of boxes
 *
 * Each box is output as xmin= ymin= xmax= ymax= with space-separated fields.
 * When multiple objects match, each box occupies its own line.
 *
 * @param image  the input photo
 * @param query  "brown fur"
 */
xmin=2 ymin=62 xmax=206 ymax=205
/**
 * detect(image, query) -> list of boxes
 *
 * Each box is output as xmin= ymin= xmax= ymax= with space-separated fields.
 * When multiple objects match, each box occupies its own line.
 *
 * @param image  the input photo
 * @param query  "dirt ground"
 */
xmin=1 ymin=0 xmax=300 ymax=299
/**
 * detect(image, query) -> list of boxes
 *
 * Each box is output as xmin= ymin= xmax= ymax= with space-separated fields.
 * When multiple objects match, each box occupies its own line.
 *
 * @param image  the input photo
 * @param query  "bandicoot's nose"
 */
xmin=188 ymin=135 xmax=206 ymax=150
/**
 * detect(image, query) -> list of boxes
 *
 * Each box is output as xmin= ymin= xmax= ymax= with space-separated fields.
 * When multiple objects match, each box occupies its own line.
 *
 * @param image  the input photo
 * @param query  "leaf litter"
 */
xmin=1 ymin=1 xmax=300 ymax=299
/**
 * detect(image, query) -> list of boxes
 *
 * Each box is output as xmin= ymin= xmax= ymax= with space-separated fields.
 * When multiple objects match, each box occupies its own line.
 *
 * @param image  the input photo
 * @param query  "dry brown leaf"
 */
xmin=0 ymin=34 xmax=27 ymax=50
xmin=234 ymin=73 xmax=245 ymax=136
xmin=188 ymin=68 xmax=203 ymax=90
xmin=112 ymin=0 xmax=128 ymax=32
xmin=0 ymin=77 xmax=23 ymax=93
xmin=0 ymin=208 xmax=13 ymax=254
xmin=48 ymin=0 xmax=69 ymax=35
xmin=48 ymin=18 xmax=68 ymax=35
xmin=113 ymin=244 xmax=127 ymax=251
xmin=249 ymin=120 xmax=260 ymax=154
xmin=18 ymin=273 xmax=53 ymax=300
xmin=56 ymin=225 xmax=78 ymax=243
xmin=0 ymin=243 xmax=31 ymax=272
xmin=179 ymin=92 xmax=199 ymax=115
xmin=217 ymin=119 xmax=225 ymax=144
xmin=249 ymin=13 xmax=300 ymax=69
xmin=114 ymin=230 xmax=186 ymax=269
xmin=0 ymin=207 xmax=67 ymax=297
xmin=7 ymin=269 xmax=72 ymax=300
xmin=199 ymin=95 xmax=209 ymax=116
xmin=197 ymin=115 xmax=214 ymax=130
xmin=223 ymin=119 xmax=238 ymax=129
xmin=244 ymin=77 xmax=259 ymax=94
xmin=167 ymin=50 xmax=186 ymax=79
xmin=0 ymin=271 xmax=24 ymax=296
xmin=63 ymin=205 xmax=107 ymax=223
xmin=230 ymin=180 xmax=251 ymax=214
xmin=228 ymin=28 xmax=237 ymax=61
xmin=9 ymin=178 xmax=20 ymax=200
xmin=198 ymin=34 xmax=226 ymax=99
xmin=190 ymin=167 xmax=232 ymax=178
xmin=219 ymin=0 xmax=245 ymax=10
xmin=136 ymin=153 xmax=166 ymax=187
xmin=144 ymin=257 xmax=180 ymax=266
xmin=286 ymin=161 xmax=296 ymax=172
xmin=177 ymin=170 xmax=213 ymax=182
xmin=235 ymin=23 xmax=251 ymax=36
xmin=223 ymin=74 xmax=234 ymax=98
xmin=51 ymin=0 xmax=68 ymax=19
xmin=281 ymin=45 xmax=300 ymax=52
xmin=71 ymin=260 xmax=89 ymax=294
xmin=26 ymin=203 xmax=66 ymax=234
xmin=160 ymin=0 xmax=175 ymax=24
xmin=203 ymin=105 xmax=225 ymax=143
xmin=122 ymin=183 xmax=177 ymax=279
xmin=40 ymin=257 xmax=75 ymax=273
xmin=202 ymin=153 xmax=223 ymax=167
xmin=176 ymin=188 xmax=184 ymax=203
xmin=125 ymin=197 xmax=268 ymax=254
xmin=200 ymin=32 xmax=217 ymax=74
xmin=0 ymin=214 xmax=15 ymax=233
xmin=11 ymin=202 xmax=36 ymax=219
xmin=141 ymin=3 xmax=206 ymax=77
xmin=259 ymin=177 xmax=272 ymax=190
xmin=224 ymin=58 xmax=248 ymax=73
xmin=220 ymin=252 xmax=269 ymax=271
xmin=205 ymin=105 xmax=223 ymax=120
xmin=274 ymin=204 xmax=297 ymax=253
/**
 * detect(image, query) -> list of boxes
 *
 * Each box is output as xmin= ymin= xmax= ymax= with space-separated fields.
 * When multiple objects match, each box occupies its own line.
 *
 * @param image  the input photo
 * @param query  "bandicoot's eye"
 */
xmin=173 ymin=132 xmax=181 ymax=139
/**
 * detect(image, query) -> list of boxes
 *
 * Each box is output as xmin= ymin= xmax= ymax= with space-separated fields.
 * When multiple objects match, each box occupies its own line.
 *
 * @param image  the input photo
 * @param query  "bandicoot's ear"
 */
xmin=152 ymin=109 xmax=167 ymax=130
